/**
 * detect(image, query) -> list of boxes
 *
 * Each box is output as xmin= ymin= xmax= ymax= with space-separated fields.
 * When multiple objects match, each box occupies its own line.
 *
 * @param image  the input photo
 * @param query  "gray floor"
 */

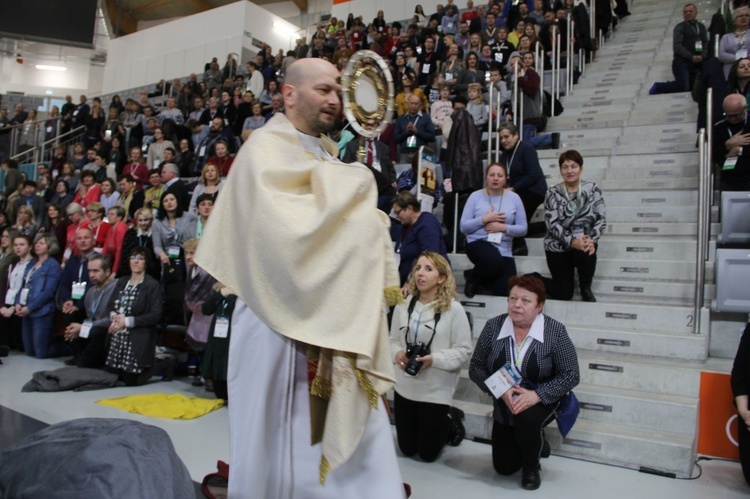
xmin=0 ymin=352 xmax=747 ymax=498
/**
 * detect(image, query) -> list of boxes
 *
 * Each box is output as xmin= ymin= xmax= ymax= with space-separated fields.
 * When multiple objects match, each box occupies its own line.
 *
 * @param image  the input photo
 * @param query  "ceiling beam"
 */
xmin=291 ymin=0 xmax=308 ymax=13
xmin=104 ymin=0 xmax=139 ymax=36
xmin=129 ymin=0 xmax=175 ymax=16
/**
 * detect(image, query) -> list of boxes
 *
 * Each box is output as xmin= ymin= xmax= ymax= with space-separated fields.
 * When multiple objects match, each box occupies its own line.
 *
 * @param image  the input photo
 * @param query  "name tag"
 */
xmin=154 ymin=159 xmax=161 ymax=169
xmin=487 ymin=232 xmax=503 ymax=244
xmin=695 ymin=40 xmax=703 ymax=53
xmin=406 ymin=135 xmax=418 ymax=148
xmin=495 ymin=53 xmax=504 ymax=63
xmin=79 ymin=320 xmax=93 ymax=339
xmin=199 ymin=146 xmax=207 ymax=157
xmin=72 ymin=281 xmax=87 ymax=300
xmin=723 ymin=156 xmax=738 ymax=171
xmin=19 ymin=288 xmax=29 ymax=306
xmin=572 ymin=225 xmax=585 ymax=239
xmin=737 ymin=49 xmax=748 ymax=60
xmin=46 ymin=126 xmax=53 ymax=133
xmin=445 ymin=73 xmax=454 ymax=81
xmin=63 ymin=247 xmax=72 ymax=262
xmin=422 ymin=63 xmax=431 ymax=73
xmin=168 ymin=245 xmax=181 ymax=258
xmin=214 ymin=316 xmax=230 ymax=338
xmin=484 ymin=362 xmax=522 ymax=399
xmin=5 ymin=289 xmax=17 ymax=305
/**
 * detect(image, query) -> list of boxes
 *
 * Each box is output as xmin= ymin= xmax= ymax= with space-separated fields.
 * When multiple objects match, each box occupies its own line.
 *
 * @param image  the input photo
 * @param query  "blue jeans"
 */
xmin=522 ymin=125 xmax=553 ymax=149
xmin=22 ymin=314 xmax=68 ymax=359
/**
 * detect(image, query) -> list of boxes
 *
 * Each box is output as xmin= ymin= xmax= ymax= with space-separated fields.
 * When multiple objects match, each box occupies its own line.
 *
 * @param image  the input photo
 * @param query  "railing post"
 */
xmin=551 ymin=26 xmax=557 ymax=117
xmin=487 ymin=83 xmax=494 ymax=165
xmin=695 ymin=128 xmax=707 ymax=333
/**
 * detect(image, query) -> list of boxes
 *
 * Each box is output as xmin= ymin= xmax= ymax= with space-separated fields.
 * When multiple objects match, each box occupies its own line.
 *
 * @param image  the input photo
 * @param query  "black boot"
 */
xmin=463 ymin=269 xmax=477 ymax=298
xmin=551 ymin=132 xmax=561 ymax=149
xmin=447 ymin=407 xmax=466 ymax=446
xmin=580 ymin=287 xmax=596 ymax=302
xmin=541 ymin=431 xmax=551 ymax=458
xmin=522 ymin=463 xmax=541 ymax=490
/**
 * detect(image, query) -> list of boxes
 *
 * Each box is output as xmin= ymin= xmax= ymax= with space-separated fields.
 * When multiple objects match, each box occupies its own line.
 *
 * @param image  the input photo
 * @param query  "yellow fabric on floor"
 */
xmin=96 ymin=393 xmax=224 ymax=419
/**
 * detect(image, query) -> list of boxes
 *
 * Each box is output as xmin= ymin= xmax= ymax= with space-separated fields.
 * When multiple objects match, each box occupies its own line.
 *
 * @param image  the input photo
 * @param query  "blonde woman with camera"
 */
xmin=389 ymin=251 xmax=473 ymax=461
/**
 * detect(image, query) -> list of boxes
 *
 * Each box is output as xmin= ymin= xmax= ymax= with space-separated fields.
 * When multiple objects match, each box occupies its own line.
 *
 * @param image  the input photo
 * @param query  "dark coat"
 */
xmin=20 ymin=258 xmax=62 ymax=318
xmin=501 ymin=139 xmax=547 ymax=199
xmin=446 ymin=109 xmax=483 ymax=193
xmin=343 ymin=139 xmax=397 ymax=197
xmin=105 ymin=275 xmax=163 ymax=368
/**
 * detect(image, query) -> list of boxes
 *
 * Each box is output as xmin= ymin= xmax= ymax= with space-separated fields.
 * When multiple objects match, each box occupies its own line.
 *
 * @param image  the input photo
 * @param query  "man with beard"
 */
xmin=195 ymin=58 xmax=405 ymax=498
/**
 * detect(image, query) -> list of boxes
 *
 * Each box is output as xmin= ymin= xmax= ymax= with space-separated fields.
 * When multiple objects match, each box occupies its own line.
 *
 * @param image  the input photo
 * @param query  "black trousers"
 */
xmin=545 ymin=248 xmax=597 ymax=300
xmin=466 ymin=240 xmax=517 ymax=296
xmin=740 ymin=410 xmax=750 ymax=486
xmin=514 ymin=190 xmax=546 ymax=247
xmin=72 ymin=325 xmax=109 ymax=369
xmin=394 ymin=391 xmax=451 ymax=462
xmin=491 ymin=403 xmax=557 ymax=475
xmin=0 ymin=315 xmax=24 ymax=351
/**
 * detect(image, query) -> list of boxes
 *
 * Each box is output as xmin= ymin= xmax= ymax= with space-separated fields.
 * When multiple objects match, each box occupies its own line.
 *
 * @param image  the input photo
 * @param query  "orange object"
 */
xmin=698 ymin=372 xmax=741 ymax=460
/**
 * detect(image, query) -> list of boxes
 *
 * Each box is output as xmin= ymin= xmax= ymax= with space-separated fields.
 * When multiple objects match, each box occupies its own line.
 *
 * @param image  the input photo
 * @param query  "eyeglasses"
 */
xmin=393 ymin=208 xmax=403 ymax=215
xmin=129 ymin=255 xmax=146 ymax=261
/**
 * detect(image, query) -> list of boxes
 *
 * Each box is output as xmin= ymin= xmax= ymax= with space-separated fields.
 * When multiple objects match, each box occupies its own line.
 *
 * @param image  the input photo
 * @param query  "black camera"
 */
xmin=405 ymin=342 xmax=430 ymax=376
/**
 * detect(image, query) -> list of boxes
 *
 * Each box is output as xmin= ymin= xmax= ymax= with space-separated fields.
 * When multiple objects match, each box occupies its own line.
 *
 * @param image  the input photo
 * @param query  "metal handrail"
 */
xmin=695 ymin=128 xmax=707 ymax=333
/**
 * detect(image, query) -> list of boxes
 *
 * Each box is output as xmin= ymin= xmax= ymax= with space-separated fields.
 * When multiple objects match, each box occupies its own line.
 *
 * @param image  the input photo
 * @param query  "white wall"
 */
xmin=103 ymin=1 xmax=302 ymax=94
xmin=0 ymin=51 xmax=102 ymax=99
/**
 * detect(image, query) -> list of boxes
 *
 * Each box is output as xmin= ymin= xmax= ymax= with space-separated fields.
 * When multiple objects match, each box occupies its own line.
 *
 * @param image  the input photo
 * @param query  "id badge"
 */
xmin=695 ymin=40 xmax=703 ymax=53
xmin=93 ymin=248 xmax=103 ymax=254
xmin=154 ymin=159 xmax=161 ymax=169
xmin=422 ymin=63 xmax=430 ymax=74
xmin=723 ymin=156 xmax=739 ymax=171
xmin=5 ymin=289 xmax=17 ymax=305
xmin=214 ymin=316 xmax=230 ymax=338
xmin=63 ymin=247 xmax=72 ymax=262
xmin=572 ymin=225 xmax=585 ymax=239
xmin=168 ymin=245 xmax=181 ymax=258
xmin=199 ymin=146 xmax=207 ymax=157
xmin=372 ymin=160 xmax=382 ymax=172
xmin=19 ymin=288 xmax=29 ymax=306
xmin=72 ymin=281 xmax=87 ymax=300
xmin=80 ymin=320 xmax=93 ymax=339
xmin=495 ymin=53 xmax=504 ymax=63
xmin=446 ymin=73 xmax=454 ymax=81
xmin=737 ymin=49 xmax=748 ymax=60
xmin=46 ymin=126 xmax=53 ymax=133
xmin=487 ymin=232 xmax=503 ymax=244
xmin=406 ymin=135 xmax=417 ymax=148
xmin=484 ymin=362 xmax=522 ymax=399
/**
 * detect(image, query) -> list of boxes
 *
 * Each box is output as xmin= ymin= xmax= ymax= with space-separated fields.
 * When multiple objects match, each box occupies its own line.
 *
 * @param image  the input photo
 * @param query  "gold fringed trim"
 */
xmin=310 ymin=375 xmax=333 ymax=400
xmin=384 ymin=286 xmax=405 ymax=307
xmin=319 ymin=455 xmax=331 ymax=485
xmin=349 ymin=356 xmax=379 ymax=409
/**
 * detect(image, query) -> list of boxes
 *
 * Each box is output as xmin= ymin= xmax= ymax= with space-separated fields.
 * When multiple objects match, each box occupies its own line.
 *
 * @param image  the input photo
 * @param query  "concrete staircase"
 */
xmin=446 ymin=0 xmax=739 ymax=478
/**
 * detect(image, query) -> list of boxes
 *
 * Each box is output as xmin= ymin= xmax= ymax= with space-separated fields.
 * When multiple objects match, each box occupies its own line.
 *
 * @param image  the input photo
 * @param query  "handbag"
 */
xmin=555 ymin=391 xmax=580 ymax=438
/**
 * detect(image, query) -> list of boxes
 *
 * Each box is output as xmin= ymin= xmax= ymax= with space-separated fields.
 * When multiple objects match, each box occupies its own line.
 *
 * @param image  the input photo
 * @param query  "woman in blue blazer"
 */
xmin=16 ymin=234 xmax=66 ymax=358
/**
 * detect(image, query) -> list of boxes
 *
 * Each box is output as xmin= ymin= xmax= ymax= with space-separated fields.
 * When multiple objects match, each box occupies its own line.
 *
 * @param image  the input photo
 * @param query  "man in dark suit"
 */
xmin=342 ymin=132 xmax=397 ymax=213
xmin=160 ymin=163 xmax=190 ymax=212
xmin=10 ymin=180 xmax=47 ymax=228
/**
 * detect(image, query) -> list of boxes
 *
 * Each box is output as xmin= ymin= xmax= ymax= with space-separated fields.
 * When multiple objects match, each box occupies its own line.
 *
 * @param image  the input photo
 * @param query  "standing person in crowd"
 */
xmin=395 ymin=69 xmax=430 ymax=117
xmin=395 ymin=94 xmax=437 ymax=163
xmin=10 ymin=181 xmax=47 ymax=229
xmin=117 ymin=174 xmax=145 ymax=222
xmin=2 ymin=159 xmax=23 ymax=202
xmin=0 ymin=228 xmax=18 ymax=284
xmin=99 ymin=178 xmax=120 ymax=211
xmin=649 ymin=3 xmax=708 ymax=94
xmin=719 ymin=7 xmax=750 ymax=78
xmin=195 ymin=58 xmax=405 ymax=497
xmin=17 ymin=234 xmax=67 ymax=358
xmin=122 ymin=147 xmax=150 ymax=189
xmin=146 ymin=127 xmax=175 ymax=169
xmin=118 ymin=208 xmax=159 ymax=279
xmin=728 ymin=57 xmax=750 ymax=104
xmin=161 ymin=163 xmax=190 ymax=211
xmin=58 ymin=227 xmax=95 ymax=335
xmin=242 ymin=101 xmax=266 ymax=134
xmin=82 ymin=202 xmax=110 ymax=251
xmin=183 ymin=238 xmax=217 ymax=389
xmin=200 ymin=282 xmax=236 ymax=402
xmin=469 ymin=274 xmax=580 ymax=490
xmin=72 ymin=170 xmax=102 ymax=209
xmin=541 ymin=150 xmax=606 ymax=302
xmin=392 ymin=192 xmax=448 ymax=286
xmin=41 ymin=204 xmax=69 ymax=262
xmin=103 ymin=206 xmax=129 ymax=276
xmin=195 ymin=194 xmax=214 ymax=240
xmin=206 ymin=141 xmax=234 ymax=177
xmin=189 ymin=163 xmax=225 ymax=214
xmin=498 ymin=122 xmax=547 ymax=256
xmin=461 ymin=162 xmax=527 ymax=298
xmin=456 ymin=51 xmax=486 ymax=99
xmin=0 ymin=234 xmax=32 ymax=351
xmin=103 ymin=246 xmax=162 ymax=386
xmin=144 ymin=169 xmax=164 ymax=215
xmin=63 ymin=203 xmax=85 ymax=262
xmin=390 ymin=252 xmax=472 ymax=461
xmin=153 ymin=191 xmax=197 ymax=325
xmin=64 ymin=253 xmax=118 ymax=368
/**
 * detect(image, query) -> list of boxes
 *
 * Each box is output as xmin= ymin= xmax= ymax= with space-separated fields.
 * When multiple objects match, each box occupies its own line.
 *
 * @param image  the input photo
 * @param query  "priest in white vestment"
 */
xmin=196 ymin=58 xmax=407 ymax=498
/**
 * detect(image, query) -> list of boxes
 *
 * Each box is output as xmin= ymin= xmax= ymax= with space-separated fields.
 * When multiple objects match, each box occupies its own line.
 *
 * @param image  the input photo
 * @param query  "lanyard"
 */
xmin=563 ymin=183 xmax=582 ymax=216
xmin=24 ymin=264 xmax=39 ymax=286
xmin=90 ymin=286 xmax=106 ymax=317
xmin=510 ymin=334 xmax=530 ymax=368
xmin=727 ymin=115 xmax=748 ymax=138
xmin=506 ymin=141 xmax=520 ymax=177
xmin=486 ymin=189 xmax=504 ymax=212
xmin=77 ymin=258 xmax=85 ymax=282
